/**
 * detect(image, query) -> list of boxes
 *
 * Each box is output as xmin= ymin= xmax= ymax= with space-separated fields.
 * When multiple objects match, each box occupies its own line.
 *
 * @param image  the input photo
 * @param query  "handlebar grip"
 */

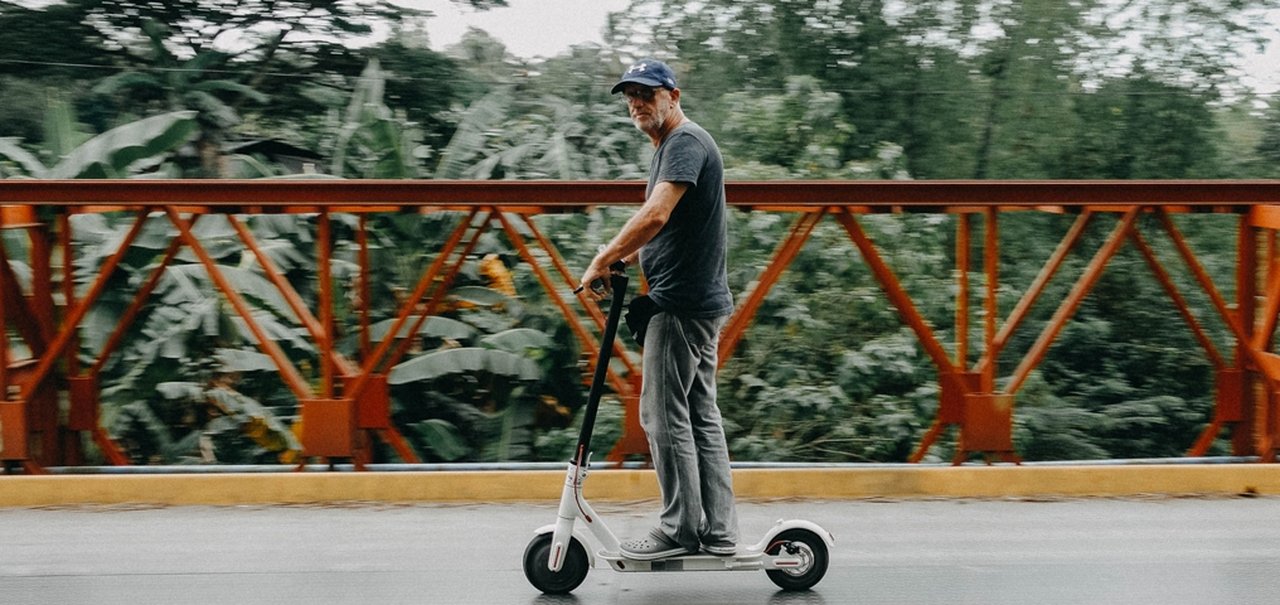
xmin=575 ymin=261 xmax=629 ymax=294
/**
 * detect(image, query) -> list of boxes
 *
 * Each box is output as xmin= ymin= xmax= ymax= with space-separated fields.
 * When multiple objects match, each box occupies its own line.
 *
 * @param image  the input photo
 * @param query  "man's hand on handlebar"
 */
xmin=576 ymin=259 xmax=628 ymax=301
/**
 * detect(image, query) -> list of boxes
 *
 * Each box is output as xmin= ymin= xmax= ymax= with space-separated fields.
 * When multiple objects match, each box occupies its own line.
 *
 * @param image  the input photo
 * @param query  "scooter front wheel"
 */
xmin=765 ymin=528 xmax=829 ymax=591
xmin=523 ymin=532 xmax=590 ymax=595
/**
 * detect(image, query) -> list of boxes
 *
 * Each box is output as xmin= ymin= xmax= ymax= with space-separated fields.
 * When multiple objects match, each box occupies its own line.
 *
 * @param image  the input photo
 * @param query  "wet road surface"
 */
xmin=3 ymin=496 xmax=1279 ymax=604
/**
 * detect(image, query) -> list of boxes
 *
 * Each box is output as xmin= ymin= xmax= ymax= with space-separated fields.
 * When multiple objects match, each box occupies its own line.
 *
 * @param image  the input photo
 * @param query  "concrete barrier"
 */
xmin=1 ymin=464 xmax=1277 ymax=507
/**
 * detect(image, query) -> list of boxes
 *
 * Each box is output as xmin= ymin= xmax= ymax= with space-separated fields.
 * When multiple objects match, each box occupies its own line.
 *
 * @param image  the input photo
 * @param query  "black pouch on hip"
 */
xmin=624 ymin=294 xmax=662 ymax=348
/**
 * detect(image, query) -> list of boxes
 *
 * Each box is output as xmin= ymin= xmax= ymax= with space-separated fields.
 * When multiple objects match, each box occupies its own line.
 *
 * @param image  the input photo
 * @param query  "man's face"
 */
xmin=621 ymin=84 xmax=674 ymax=135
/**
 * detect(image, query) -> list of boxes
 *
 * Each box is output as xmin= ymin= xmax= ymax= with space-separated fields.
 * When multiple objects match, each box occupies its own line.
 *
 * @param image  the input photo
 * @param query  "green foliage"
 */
xmin=390 ymin=347 xmax=542 ymax=384
xmin=1256 ymin=100 xmax=1280 ymax=178
xmin=330 ymin=60 xmax=427 ymax=178
xmin=2 ymin=0 xmax=1275 ymax=465
xmin=0 ymin=110 xmax=197 ymax=178
xmin=434 ymin=88 xmax=643 ymax=180
xmin=535 ymin=397 xmax=625 ymax=462
xmin=719 ymin=76 xmax=853 ymax=175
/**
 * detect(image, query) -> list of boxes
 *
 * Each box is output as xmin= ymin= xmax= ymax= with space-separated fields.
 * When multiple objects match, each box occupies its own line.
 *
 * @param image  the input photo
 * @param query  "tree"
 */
xmin=4 ymin=1 xmax=503 ymax=175
xmin=1257 ymin=100 xmax=1280 ymax=178
xmin=329 ymin=60 xmax=427 ymax=179
xmin=91 ymin=32 xmax=268 ymax=177
xmin=718 ymin=76 xmax=852 ymax=175
xmin=0 ymin=1 xmax=116 ymax=79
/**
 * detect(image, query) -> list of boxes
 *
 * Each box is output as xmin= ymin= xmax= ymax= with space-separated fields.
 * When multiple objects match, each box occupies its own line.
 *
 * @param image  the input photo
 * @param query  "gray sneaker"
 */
xmin=700 ymin=540 xmax=737 ymax=556
xmin=619 ymin=529 xmax=695 ymax=561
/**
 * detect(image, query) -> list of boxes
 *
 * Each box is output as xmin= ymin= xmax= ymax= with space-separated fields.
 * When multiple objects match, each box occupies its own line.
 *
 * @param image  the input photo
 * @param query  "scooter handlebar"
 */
xmin=575 ymin=260 xmax=629 ymax=295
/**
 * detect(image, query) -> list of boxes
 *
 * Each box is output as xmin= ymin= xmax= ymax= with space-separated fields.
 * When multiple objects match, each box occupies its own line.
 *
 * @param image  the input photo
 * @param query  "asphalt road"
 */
xmin=3 ymin=496 xmax=1279 ymax=604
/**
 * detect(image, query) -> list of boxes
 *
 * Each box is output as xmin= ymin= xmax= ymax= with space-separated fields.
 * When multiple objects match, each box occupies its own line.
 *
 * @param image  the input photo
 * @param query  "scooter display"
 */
xmin=523 ymin=265 xmax=833 ymax=595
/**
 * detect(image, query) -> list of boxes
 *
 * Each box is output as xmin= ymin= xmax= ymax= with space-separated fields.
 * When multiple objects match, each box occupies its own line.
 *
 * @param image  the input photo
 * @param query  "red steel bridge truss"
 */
xmin=1 ymin=180 xmax=1279 ymax=473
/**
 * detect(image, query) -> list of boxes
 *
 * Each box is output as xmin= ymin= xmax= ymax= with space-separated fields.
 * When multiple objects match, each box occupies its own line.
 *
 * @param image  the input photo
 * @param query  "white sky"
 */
xmin=10 ymin=0 xmax=1278 ymax=93
xmin=403 ymin=0 xmax=1278 ymax=94
xmin=400 ymin=0 xmax=632 ymax=59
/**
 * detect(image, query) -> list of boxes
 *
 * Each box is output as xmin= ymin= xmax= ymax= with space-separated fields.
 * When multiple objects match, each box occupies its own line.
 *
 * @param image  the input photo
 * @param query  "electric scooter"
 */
xmin=523 ymin=264 xmax=833 ymax=595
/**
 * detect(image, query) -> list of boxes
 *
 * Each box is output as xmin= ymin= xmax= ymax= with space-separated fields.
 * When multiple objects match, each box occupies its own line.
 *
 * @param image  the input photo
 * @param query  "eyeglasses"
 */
xmin=621 ymin=86 xmax=662 ymax=102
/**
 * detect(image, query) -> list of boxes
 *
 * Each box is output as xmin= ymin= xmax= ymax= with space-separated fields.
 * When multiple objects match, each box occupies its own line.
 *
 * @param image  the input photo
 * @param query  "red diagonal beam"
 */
xmin=1128 ymin=229 xmax=1226 ymax=370
xmin=1007 ymin=208 xmax=1140 ymax=394
xmin=519 ymin=214 xmax=639 ymax=378
xmin=92 ymin=427 xmax=130 ymax=466
xmin=345 ymin=209 xmax=480 ymax=403
xmin=226 ymin=215 xmax=358 ymax=377
xmin=719 ymin=211 xmax=825 ymax=366
xmin=1157 ymin=212 xmax=1253 ymax=352
xmin=164 ymin=207 xmax=313 ymax=401
xmin=835 ymin=209 xmax=956 ymax=375
xmin=88 ymin=225 xmax=189 ymax=374
xmin=382 ymin=215 xmax=490 ymax=373
xmin=494 ymin=211 xmax=633 ymax=398
xmin=975 ymin=211 xmax=1093 ymax=379
xmin=18 ymin=209 xmax=150 ymax=400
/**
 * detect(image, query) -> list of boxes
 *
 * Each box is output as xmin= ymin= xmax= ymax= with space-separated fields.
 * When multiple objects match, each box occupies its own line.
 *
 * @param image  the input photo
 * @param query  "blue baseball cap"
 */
xmin=611 ymin=59 xmax=678 ymax=94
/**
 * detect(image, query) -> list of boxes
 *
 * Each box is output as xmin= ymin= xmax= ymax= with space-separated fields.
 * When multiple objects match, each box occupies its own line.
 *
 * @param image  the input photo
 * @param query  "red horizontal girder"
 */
xmin=0 ymin=179 xmax=1278 ymax=208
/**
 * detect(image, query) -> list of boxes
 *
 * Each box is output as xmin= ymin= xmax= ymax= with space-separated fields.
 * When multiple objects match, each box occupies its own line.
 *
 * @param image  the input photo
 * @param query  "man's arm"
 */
xmin=579 ymin=181 xmax=688 ymax=298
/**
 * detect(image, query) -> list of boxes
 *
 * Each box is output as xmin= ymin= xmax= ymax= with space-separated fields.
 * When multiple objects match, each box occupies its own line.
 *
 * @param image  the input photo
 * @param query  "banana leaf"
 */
xmin=0 ymin=138 xmax=49 ymax=177
xmin=450 ymin=285 xmax=513 ymax=307
xmin=369 ymin=315 xmax=477 ymax=341
xmin=414 ymin=418 xmax=468 ymax=461
xmin=388 ymin=347 xmax=542 ymax=384
xmin=215 ymin=348 xmax=278 ymax=372
xmin=479 ymin=328 xmax=552 ymax=354
xmin=49 ymin=110 xmax=198 ymax=179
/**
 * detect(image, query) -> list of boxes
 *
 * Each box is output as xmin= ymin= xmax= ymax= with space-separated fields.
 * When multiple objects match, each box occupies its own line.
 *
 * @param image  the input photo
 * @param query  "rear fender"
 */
xmin=753 ymin=519 xmax=835 ymax=550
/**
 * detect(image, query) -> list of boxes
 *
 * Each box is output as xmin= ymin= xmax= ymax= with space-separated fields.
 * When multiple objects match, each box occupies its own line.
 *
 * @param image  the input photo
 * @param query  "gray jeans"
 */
xmin=640 ymin=312 xmax=738 ymax=550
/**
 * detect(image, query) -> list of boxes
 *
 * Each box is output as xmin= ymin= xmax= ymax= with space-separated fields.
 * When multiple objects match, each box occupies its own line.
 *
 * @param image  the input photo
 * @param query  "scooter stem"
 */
xmin=550 ymin=262 xmax=628 ymax=572
xmin=571 ymin=264 xmax=628 ymax=469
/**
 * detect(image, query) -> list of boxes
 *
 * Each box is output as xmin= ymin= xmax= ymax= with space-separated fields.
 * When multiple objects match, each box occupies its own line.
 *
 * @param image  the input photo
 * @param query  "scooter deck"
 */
xmin=598 ymin=548 xmax=800 ymax=573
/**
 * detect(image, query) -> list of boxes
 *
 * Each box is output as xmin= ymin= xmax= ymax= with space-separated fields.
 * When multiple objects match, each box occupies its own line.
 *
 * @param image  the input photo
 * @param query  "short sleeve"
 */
xmin=655 ymin=131 xmax=706 ymax=187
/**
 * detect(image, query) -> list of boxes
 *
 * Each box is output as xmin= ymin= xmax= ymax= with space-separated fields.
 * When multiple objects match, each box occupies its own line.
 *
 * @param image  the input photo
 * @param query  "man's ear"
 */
xmin=669 ymin=87 xmax=681 ymax=104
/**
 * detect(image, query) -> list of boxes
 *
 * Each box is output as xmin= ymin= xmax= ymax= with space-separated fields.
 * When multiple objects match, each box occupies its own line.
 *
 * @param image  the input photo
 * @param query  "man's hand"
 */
xmin=577 ymin=260 xmax=612 ymax=301
xmin=578 ymin=259 xmax=630 ymax=301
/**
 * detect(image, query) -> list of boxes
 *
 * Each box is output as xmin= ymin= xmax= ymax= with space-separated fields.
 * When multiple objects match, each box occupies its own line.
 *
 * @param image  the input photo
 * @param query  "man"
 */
xmin=578 ymin=58 xmax=738 ymax=560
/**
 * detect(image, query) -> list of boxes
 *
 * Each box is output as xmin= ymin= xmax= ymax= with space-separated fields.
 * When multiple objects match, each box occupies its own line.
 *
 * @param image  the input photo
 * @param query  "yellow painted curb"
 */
xmin=0 ymin=465 xmax=1277 ymax=507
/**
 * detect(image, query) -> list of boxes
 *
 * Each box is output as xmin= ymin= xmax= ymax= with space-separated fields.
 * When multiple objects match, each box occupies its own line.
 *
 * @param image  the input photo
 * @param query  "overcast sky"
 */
xmin=11 ymin=0 xmax=1276 ymax=93
xmin=403 ymin=0 xmax=1277 ymax=94
xmin=402 ymin=0 xmax=630 ymax=59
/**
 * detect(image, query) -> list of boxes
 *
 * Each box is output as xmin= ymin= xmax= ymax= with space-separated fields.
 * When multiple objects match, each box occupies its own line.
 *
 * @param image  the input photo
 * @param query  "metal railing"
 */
xmin=2 ymin=179 xmax=1279 ymax=473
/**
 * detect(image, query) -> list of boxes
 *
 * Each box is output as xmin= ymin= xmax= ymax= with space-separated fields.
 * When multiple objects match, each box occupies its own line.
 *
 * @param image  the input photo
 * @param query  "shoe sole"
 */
xmin=619 ymin=547 xmax=696 ymax=561
xmin=700 ymin=546 xmax=737 ymax=556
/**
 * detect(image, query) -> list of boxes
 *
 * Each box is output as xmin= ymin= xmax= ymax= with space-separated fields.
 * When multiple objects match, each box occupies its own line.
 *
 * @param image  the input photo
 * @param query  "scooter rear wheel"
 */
xmin=765 ymin=528 xmax=829 ymax=591
xmin=523 ymin=533 xmax=590 ymax=595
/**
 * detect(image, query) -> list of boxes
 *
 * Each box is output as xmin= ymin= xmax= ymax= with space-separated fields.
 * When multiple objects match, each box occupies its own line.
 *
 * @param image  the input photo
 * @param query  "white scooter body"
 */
xmin=524 ymin=267 xmax=832 ymax=594
xmin=537 ymin=458 xmax=834 ymax=574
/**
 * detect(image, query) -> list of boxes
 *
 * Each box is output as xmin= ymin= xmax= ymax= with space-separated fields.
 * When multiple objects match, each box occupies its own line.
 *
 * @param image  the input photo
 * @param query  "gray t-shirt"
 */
xmin=639 ymin=122 xmax=734 ymax=318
